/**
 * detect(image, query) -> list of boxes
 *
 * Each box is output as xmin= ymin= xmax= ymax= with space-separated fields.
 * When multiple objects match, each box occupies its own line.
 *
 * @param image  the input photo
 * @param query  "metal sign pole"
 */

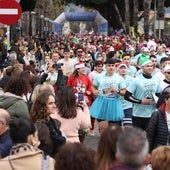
xmin=6 ymin=25 xmax=10 ymax=51
xmin=154 ymin=0 xmax=157 ymax=35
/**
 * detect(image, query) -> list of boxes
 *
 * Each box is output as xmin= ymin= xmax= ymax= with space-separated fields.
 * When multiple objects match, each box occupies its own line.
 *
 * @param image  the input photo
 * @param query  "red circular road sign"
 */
xmin=0 ymin=0 xmax=22 ymax=25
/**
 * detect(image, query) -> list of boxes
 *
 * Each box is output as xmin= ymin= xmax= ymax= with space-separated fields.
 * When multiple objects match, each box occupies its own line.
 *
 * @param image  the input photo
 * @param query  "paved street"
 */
xmin=84 ymin=135 xmax=99 ymax=151
xmin=84 ymin=120 xmax=100 ymax=151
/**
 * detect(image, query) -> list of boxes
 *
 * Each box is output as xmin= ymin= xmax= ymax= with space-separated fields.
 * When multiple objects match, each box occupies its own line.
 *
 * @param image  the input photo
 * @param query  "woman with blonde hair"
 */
xmin=151 ymin=146 xmax=170 ymax=170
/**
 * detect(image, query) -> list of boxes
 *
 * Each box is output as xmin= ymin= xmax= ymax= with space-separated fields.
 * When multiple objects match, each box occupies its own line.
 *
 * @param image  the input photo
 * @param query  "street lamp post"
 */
xmin=154 ymin=0 xmax=157 ymax=36
xmin=29 ymin=11 xmax=32 ymax=36
xmin=40 ymin=15 xmax=44 ymax=38
xmin=31 ymin=11 xmax=36 ymax=35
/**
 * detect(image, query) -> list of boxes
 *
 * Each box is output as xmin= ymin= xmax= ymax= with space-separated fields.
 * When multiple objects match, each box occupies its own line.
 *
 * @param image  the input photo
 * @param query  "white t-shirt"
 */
xmin=166 ymin=112 xmax=170 ymax=133
xmin=57 ymin=58 xmax=76 ymax=76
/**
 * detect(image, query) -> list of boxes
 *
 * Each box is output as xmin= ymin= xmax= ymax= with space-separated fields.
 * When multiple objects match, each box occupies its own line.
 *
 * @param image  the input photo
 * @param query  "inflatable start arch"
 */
xmin=53 ymin=11 xmax=108 ymax=35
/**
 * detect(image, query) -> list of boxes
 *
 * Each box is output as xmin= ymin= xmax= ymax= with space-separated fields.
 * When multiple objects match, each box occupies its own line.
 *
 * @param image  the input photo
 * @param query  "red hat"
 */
xmin=74 ymin=62 xmax=85 ymax=69
xmin=116 ymin=62 xmax=127 ymax=70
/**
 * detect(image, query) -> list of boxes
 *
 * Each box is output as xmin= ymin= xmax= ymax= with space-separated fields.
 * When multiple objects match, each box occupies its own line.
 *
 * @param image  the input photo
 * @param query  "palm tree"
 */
xmin=110 ymin=0 xmax=126 ymax=31
xmin=143 ymin=0 xmax=152 ymax=40
xmin=157 ymin=0 xmax=165 ymax=39
xmin=133 ymin=0 xmax=139 ymax=36
xmin=157 ymin=0 xmax=165 ymax=20
xmin=125 ymin=0 xmax=130 ymax=34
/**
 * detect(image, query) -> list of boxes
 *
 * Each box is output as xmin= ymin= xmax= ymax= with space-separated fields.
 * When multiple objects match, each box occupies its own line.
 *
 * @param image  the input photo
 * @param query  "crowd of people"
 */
xmin=0 ymin=32 xmax=170 ymax=169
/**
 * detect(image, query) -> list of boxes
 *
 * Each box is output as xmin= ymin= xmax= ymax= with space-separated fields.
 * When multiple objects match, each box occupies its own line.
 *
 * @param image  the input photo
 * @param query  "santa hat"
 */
xmin=109 ymin=46 xmax=115 ymax=52
xmin=74 ymin=62 xmax=85 ymax=69
xmin=141 ymin=47 xmax=149 ymax=52
xmin=127 ymin=46 xmax=135 ymax=51
xmin=166 ymin=50 xmax=170 ymax=55
xmin=116 ymin=62 xmax=127 ymax=70
xmin=139 ymin=54 xmax=152 ymax=67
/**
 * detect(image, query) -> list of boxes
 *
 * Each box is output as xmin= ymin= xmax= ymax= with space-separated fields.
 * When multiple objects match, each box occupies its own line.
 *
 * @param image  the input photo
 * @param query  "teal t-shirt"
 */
xmin=93 ymin=72 xmax=126 ymax=97
xmin=127 ymin=74 xmax=160 ymax=118
xmin=119 ymin=75 xmax=134 ymax=110
xmin=127 ymin=65 xmax=137 ymax=77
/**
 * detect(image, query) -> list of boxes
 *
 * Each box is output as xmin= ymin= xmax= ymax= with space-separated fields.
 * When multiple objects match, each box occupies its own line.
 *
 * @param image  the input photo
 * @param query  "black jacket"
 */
xmin=146 ymin=106 xmax=170 ymax=153
xmin=35 ymin=70 xmax=68 ymax=88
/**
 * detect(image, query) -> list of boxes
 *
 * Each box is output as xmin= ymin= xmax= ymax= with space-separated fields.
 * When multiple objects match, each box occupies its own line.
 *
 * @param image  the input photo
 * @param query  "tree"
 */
xmin=165 ymin=0 xmax=170 ymax=7
xmin=132 ymin=0 xmax=139 ymax=35
xmin=61 ymin=0 xmax=169 ymax=36
xmin=61 ymin=0 xmax=126 ymax=32
xmin=157 ymin=0 xmax=165 ymax=20
xmin=125 ymin=0 xmax=130 ymax=34
xmin=143 ymin=0 xmax=152 ymax=40
xmin=19 ymin=0 xmax=37 ymax=12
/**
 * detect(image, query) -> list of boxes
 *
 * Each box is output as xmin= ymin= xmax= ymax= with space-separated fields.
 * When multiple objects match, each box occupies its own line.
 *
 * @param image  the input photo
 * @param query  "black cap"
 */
xmin=104 ymin=58 xmax=121 ymax=64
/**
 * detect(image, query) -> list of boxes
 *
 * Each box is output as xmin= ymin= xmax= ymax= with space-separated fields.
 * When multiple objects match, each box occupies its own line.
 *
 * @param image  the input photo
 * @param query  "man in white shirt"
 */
xmin=57 ymin=48 xmax=76 ymax=76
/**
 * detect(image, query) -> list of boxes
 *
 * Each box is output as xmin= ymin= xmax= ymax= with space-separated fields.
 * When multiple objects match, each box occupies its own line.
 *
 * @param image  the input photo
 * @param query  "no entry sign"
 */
xmin=0 ymin=0 xmax=22 ymax=25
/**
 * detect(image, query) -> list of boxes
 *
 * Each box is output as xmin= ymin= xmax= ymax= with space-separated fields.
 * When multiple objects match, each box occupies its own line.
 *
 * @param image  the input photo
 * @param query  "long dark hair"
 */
xmin=35 ymin=121 xmax=52 ymax=155
xmin=70 ymin=69 xmax=79 ymax=78
xmin=30 ymin=91 xmax=55 ymax=122
xmin=57 ymin=86 xmax=77 ymax=118
xmin=4 ymin=77 xmax=29 ymax=96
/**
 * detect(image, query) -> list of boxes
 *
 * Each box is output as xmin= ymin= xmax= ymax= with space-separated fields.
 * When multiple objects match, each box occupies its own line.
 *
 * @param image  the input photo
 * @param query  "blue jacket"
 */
xmin=0 ymin=129 xmax=13 ymax=158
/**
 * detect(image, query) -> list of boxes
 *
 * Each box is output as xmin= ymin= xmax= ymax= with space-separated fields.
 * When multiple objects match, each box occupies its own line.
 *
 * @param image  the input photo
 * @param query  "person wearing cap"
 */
xmin=141 ymin=47 xmax=150 ymax=57
xmin=136 ymin=54 xmax=161 ymax=77
xmin=124 ymin=55 xmax=160 ymax=131
xmin=153 ymin=57 xmax=170 ymax=82
xmin=67 ymin=62 xmax=92 ymax=106
xmin=90 ymin=58 xmax=126 ymax=129
xmin=160 ymin=64 xmax=170 ymax=92
xmin=166 ymin=50 xmax=170 ymax=58
xmin=132 ymin=47 xmax=150 ymax=66
xmin=117 ymin=62 xmax=134 ymax=126
xmin=147 ymin=86 xmax=170 ymax=153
